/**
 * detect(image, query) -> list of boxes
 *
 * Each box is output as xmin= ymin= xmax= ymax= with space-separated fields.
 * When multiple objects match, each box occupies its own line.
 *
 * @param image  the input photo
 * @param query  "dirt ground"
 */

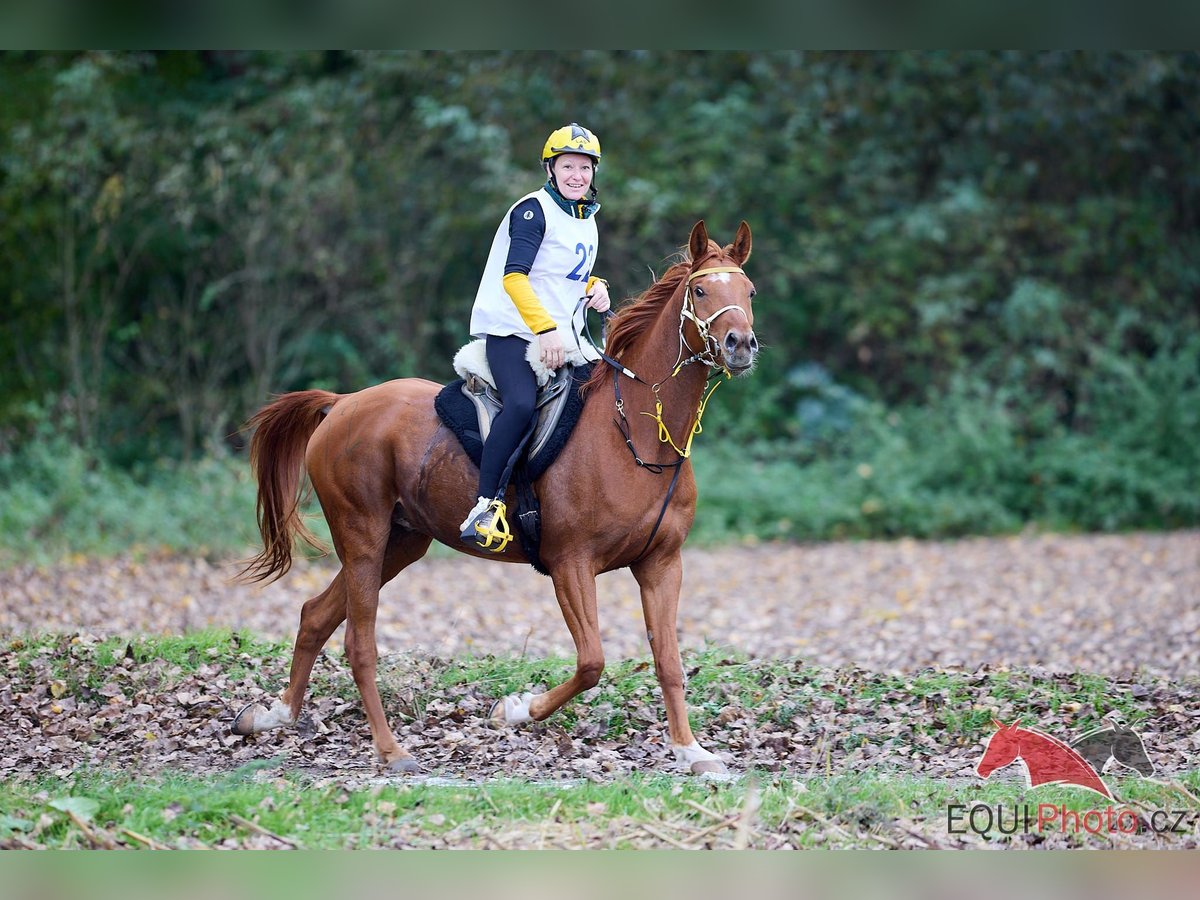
xmin=3 ymin=530 xmax=1197 ymax=676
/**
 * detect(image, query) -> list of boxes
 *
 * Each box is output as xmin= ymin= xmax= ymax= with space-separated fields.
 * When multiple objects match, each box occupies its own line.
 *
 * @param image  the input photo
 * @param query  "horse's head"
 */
xmin=1111 ymin=722 xmax=1156 ymax=777
xmin=684 ymin=220 xmax=758 ymax=375
xmin=976 ymin=717 xmax=1022 ymax=778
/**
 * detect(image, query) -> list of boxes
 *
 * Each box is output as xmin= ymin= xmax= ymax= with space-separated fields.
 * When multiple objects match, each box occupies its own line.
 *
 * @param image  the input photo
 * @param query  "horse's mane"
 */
xmin=581 ymin=242 xmax=721 ymax=398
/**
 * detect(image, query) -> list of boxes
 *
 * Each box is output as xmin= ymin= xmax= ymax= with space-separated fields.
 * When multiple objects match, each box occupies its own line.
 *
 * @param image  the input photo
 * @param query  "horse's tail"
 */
xmin=237 ymin=389 xmax=341 ymax=584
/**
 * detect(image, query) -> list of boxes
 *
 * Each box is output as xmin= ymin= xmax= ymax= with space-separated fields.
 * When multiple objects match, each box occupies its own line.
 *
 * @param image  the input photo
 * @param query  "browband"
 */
xmin=687 ymin=266 xmax=745 ymax=282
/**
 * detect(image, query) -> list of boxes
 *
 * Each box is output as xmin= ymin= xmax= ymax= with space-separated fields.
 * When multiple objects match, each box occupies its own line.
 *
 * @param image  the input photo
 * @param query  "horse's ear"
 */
xmin=991 ymin=717 xmax=1004 ymax=730
xmin=1010 ymin=718 xmax=1022 ymax=729
xmin=689 ymin=220 xmax=709 ymax=262
xmin=730 ymin=220 xmax=752 ymax=265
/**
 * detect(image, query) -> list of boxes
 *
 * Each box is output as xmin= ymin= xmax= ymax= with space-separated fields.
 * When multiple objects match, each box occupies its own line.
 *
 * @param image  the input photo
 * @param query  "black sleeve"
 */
xmin=504 ymin=198 xmax=546 ymax=276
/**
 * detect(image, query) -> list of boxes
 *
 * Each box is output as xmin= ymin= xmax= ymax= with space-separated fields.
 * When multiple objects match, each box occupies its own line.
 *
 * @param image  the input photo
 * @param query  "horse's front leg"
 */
xmin=632 ymin=550 xmax=728 ymax=775
xmin=490 ymin=563 xmax=605 ymax=724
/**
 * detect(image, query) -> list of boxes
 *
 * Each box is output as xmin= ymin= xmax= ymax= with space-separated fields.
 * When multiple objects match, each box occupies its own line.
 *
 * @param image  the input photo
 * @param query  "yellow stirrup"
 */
xmin=475 ymin=500 xmax=513 ymax=553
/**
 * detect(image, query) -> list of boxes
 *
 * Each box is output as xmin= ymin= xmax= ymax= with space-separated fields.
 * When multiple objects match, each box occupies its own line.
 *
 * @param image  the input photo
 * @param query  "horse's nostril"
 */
xmin=724 ymin=334 xmax=738 ymax=352
xmin=749 ymin=334 xmax=759 ymax=352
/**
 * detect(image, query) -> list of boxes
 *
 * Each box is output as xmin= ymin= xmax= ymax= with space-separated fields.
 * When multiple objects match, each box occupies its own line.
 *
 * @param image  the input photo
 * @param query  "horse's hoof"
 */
xmin=231 ymin=702 xmax=264 ymax=736
xmin=691 ymin=758 xmax=728 ymax=776
xmin=490 ymin=692 xmax=535 ymax=725
xmin=673 ymin=741 xmax=727 ymax=775
xmin=231 ymin=698 xmax=295 ymax=735
xmin=385 ymin=756 xmax=421 ymax=774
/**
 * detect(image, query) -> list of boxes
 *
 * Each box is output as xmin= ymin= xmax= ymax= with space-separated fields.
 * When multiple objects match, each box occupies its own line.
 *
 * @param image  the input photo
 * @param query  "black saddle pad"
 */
xmin=434 ymin=363 xmax=593 ymax=483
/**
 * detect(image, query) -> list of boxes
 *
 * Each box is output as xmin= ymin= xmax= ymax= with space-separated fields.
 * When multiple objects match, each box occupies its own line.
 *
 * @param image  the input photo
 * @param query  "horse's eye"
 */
xmin=694 ymin=286 xmax=705 ymax=298
xmin=749 ymin=288 xmax=757 ymax=299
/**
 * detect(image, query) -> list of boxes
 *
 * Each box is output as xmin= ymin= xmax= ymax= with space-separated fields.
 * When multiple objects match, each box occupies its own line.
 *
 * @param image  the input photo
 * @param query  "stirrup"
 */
xmin=460 ymin=499 xmax=513 ymax=553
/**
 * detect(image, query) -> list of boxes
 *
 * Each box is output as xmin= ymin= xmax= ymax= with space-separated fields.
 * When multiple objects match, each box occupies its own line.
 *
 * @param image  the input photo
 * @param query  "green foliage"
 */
xmin=9 ymin=631 xmax=291 ymax=696
xmin=0 ymin=406 xmax=272 ymax=564
xmin=1 ymin=52 xmax=1198 ymax=543
xmin=693 ymin=335 xmax=1200 ymax=541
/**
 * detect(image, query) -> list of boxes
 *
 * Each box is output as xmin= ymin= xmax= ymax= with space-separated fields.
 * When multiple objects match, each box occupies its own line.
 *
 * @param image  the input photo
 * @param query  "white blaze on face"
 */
xmin=711 ymin=273 xmax=731 ymax=283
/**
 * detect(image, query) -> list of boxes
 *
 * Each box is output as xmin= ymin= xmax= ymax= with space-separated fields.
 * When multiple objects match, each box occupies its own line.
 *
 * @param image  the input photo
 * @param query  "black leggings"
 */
xmin=477 ymin=335 xmax=539 ymax=499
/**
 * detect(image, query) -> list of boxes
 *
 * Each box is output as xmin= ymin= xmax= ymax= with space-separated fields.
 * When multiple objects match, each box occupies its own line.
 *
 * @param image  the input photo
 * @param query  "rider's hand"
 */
xmin=586 ymin=280 xmax=611 ymax=314
xmin=539 ymin=330 xmax=566 ymax=370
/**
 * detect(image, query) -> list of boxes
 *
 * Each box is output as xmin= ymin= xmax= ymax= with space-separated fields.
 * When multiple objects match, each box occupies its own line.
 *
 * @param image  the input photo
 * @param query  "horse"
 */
xmin=1070 ymin=715 xmax=1155 ymax=777
xmin=976 ymin=718 xmax=1114 ymax=800
xmin=230 ymin=220 xmax=758 ymax=775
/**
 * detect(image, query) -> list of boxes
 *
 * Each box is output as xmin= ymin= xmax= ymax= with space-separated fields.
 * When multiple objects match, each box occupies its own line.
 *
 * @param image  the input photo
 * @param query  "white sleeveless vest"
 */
xmin=470 ymin=188 xmax=599 ymax=341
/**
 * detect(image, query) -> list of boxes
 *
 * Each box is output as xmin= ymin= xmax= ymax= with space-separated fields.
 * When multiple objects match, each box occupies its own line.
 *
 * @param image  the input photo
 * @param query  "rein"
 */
xmin=579 ymin=263 xmax=746 ymax=562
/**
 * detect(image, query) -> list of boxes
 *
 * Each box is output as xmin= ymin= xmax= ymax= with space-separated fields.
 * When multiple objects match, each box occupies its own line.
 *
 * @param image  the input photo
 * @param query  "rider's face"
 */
xmin=550 ymin=153 xmax=594 ymax=201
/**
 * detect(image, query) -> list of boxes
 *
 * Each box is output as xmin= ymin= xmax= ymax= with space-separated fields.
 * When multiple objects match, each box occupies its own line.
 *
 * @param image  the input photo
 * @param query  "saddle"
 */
xmin=435 ymin=338 xmax=594 ymax=482
xmin=460 ymin=366 xmax=574 ymax=469
xmin=434 ymin=339 xmax=595 ymax=573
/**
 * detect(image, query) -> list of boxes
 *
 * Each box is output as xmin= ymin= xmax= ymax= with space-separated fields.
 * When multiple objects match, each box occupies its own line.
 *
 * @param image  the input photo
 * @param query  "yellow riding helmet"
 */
xmin=541 ymin=123 xmax=602 ymax=164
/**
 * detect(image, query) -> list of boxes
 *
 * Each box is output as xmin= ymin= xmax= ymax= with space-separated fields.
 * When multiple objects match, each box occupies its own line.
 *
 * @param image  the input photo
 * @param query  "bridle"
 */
xmin=575 ymin=260 xmax=751 ymax=561
xmin=675 ymin=265 xmax=752 ymax=373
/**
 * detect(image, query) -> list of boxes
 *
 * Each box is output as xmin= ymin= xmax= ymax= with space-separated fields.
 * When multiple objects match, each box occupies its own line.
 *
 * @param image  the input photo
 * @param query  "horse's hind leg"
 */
xmin=342 ymin=527 xmax=433 ymax=773
xmin=632 ymin=550 xmax=727 ymax=775
xmin=232 ymin=571 xmax=348 ymax=735
xmin=491 ymin=563 xmax=605 ymax=725
xmin=231 ymin=528 xmax=432 ymax=738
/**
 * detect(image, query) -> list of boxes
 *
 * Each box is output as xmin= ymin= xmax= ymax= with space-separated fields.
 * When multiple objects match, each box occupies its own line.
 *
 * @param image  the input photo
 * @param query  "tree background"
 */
xmin=1 ymin=51 xmax=1197 ymax=558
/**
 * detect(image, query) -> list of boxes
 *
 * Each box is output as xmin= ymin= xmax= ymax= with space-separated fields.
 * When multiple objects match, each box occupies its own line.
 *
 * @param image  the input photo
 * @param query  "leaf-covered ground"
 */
xmin=2 ymin=531 xmax=1197 ymax=674
xmin=2 ymin=637 xmax=1199 ymax=849
xmin=4 ymin=635 xmax=1199 ymax=783
xmin=1 ymin=531 xmax=1197 ymax=848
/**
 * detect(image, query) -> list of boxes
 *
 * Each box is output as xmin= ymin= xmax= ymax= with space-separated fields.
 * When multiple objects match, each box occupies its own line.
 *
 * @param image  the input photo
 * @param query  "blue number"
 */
xmin=566 ymin=243 xmax=594 ymax=281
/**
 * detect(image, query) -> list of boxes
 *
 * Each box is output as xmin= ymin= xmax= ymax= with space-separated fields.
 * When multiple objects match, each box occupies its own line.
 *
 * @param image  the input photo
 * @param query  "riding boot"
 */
xmin=460 ymin=497 xmax=513 ymax=552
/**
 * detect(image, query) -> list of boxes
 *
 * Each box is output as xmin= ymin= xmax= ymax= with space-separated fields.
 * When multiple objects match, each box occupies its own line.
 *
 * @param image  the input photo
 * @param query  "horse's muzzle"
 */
xmin=722 ymin=328 xmax=758 ymax=374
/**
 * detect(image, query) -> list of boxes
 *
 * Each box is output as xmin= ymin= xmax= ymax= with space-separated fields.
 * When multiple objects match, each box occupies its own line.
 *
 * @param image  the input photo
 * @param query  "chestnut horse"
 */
xmin=231 ymin=220 xmax=758 ymax=775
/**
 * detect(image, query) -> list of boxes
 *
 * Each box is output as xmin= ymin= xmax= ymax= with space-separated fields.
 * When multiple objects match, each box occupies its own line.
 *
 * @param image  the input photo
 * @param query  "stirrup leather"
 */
xmin=468 ymin=499 xmax=513 ymax=553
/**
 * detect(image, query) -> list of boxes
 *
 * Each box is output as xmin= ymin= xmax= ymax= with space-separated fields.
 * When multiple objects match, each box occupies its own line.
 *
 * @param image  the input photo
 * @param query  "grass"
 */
xmin=6 ymin=629 xmax=291 ymax=694
xmin=2 ymin=767 xmax=1197 ymax=849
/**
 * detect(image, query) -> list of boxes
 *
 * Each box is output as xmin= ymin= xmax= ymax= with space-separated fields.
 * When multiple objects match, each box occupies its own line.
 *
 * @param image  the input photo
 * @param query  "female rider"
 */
xmin=460 ymin=123 xmax=611 ymax=549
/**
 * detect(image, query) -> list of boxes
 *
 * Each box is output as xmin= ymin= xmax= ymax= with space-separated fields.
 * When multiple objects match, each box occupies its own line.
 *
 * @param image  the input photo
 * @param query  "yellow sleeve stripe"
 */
xmin=502 ymin=272 xmax=557 ymax=334
xmin=585 ymin=275 xmax=607 ymax=294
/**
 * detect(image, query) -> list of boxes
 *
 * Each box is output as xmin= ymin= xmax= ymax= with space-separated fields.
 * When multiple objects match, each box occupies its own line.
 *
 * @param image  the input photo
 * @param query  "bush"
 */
xmin=691 ymin=338 xmax=1200 ymax=542
xmin=0 ymin=410 xmax=312 ymax=565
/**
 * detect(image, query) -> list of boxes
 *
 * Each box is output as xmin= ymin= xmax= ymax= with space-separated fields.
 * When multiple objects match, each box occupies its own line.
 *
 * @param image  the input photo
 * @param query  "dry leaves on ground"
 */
xmin=2 ymin=531 xmax=1197 ymax=676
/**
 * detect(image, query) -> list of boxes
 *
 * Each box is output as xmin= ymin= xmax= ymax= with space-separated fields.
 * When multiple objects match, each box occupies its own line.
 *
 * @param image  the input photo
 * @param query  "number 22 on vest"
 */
xmin=567 ymin=243 xmax=594 ymax=281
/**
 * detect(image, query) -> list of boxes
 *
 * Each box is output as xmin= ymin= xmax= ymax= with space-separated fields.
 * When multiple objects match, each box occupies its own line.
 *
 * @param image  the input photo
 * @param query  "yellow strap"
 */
xmin=687 ymin=266 xmax=745 ymax=282
xmin=640 ymin=376 xmax=725 ymax=459
xmin=643 ymin=399 xmax=685 ymax=455
xmin=681 ymin=377 xmax=724 ymax=456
